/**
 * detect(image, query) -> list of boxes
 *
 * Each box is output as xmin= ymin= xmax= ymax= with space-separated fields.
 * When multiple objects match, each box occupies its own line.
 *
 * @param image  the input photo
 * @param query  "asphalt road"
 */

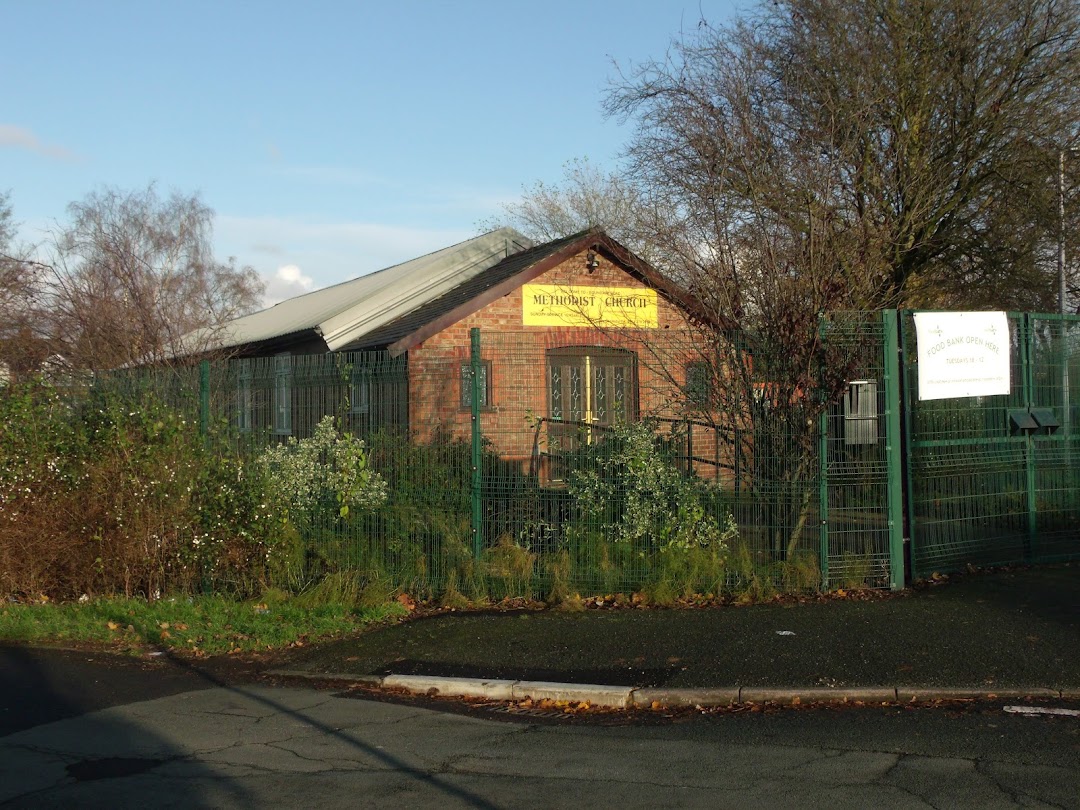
xmin=2 ymin=646 xmax=1079 ymax=808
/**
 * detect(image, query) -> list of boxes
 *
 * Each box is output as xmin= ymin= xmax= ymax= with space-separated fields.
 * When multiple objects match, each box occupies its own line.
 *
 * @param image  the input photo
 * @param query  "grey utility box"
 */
xmin=844 ymin=380 xmax=878 ymax=445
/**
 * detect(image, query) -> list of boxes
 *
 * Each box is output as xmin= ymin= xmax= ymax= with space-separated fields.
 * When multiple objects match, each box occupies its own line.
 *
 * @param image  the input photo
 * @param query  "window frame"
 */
xmin=236 ymin=361 xmax=254 ymax=433
xmin=350 ymin=368 xmax=371 ymax=416
xmin=273 ymin=353 xmax=292 ymax=436
xmin=683 ymin=359 xmax=714 ymax=410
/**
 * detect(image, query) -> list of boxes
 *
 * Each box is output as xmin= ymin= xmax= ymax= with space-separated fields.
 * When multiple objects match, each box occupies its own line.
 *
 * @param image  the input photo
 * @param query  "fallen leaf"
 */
xmin=106 ymin=621 xmax=119 ymax=631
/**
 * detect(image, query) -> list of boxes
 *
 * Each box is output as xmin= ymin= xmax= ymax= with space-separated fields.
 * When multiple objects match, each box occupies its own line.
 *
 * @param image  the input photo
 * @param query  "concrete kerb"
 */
xmin=632 ymin=688 xmax=741 ymax=709
xmin=512 ymin=680 xmax=633 ymax=708
xmin=739 ymin=687 xmax=898 ymax=705
xmin=268 ymin=670 xmax=1077 ymax=709
xmin=382 ymin=674 xmax=517 ymax=701
xmin=896 ymin=686 xmax=1062 ymax=702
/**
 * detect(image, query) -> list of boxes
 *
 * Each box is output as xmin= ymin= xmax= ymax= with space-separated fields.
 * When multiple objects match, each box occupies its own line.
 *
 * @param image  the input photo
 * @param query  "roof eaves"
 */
xmin=386 ymin=230 xmax=603 ymax=355
xmin=320 ymin=229 xmax=532 ymax=351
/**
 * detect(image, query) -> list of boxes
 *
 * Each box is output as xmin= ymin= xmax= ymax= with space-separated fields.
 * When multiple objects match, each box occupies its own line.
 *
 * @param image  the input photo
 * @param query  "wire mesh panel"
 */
xmin=818 ymin=316 xmax=895 ymax=588
xmin=1029 ymin=315 xmax=1080 ymax=560
xmin=470 ymin=322 xmax=902 ymax=595
xmin=67 ymin=318 xmax=911 ymax=598
xmin=902 ymin=312 xmax=1080 ymax=577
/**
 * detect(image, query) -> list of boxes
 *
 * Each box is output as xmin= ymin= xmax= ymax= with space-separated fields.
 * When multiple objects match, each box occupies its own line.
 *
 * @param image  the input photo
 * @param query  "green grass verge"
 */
xmin=0 ymin=596 xmax=408 ymax=656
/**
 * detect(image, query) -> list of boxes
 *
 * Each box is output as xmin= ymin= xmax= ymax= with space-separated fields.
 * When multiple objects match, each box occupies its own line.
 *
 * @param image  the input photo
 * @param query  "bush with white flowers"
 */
xmin=258 ymin=416 xmax=387 ymax=526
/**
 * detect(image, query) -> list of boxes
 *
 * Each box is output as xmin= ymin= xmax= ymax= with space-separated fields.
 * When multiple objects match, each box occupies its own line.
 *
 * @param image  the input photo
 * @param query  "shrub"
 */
xmin=0 ymin=378 xmax=279 ymax=600
xmin=566 ymin=421 xmax=736 ymax=554
xmin=256 ymin=416 xmax=389 ymax=589
xmin=258 ymin=415 xmax=388 ymax=526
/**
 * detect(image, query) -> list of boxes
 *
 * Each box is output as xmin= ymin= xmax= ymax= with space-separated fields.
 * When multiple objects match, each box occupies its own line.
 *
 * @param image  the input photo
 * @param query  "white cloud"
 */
xmin=0 ymin=124 xmax=77 ymax=160
xmin=262 ymin=263 xmax=315 ymax=307
xmin=217 ymin=215 xmax=474 ymax=290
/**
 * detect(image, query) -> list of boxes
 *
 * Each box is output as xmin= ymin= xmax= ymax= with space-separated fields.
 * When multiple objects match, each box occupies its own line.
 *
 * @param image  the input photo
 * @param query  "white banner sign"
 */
xmin=913 ymin=312 xmax=1011 ymax=401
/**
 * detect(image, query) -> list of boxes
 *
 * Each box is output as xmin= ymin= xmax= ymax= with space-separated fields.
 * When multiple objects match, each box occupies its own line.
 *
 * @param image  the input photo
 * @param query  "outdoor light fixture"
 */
xmin=586 ymin=250 xmax=599 ymax=271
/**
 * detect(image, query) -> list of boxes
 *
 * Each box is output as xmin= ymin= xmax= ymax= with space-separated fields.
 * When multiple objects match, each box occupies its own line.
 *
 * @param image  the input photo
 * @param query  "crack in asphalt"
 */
xmin=973 ymin=759 xmax=1071 ymax=810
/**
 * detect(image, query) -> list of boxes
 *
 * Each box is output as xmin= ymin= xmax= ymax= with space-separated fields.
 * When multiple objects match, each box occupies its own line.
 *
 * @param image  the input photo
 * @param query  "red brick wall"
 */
xmin=407 ymin=247 xmax=716 ymax=478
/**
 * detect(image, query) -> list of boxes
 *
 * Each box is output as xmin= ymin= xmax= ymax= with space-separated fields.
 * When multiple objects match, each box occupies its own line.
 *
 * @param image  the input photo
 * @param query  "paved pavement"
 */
xmin=276 ymin=564 xmax=1080 ymax=707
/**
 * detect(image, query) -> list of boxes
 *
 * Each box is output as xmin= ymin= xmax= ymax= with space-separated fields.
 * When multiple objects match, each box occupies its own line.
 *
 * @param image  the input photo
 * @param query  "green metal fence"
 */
xmin=70 ymin=309 xmax=1078 ymax=597
xmin=817 ymin=311 xmax=904 ymax=590
xmin=900 ymin=312 xmax=1080 ymax=577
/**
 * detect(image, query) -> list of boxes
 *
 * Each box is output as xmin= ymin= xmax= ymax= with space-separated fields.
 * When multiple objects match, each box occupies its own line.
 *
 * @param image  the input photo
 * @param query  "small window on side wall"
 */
xmin=460 ymin=361 xmax=492 ymax=410
xmin=273 ymin=353 xmax=292 ymax=435
xmin=236 ymin=361 xmax=253 ymax=433
xmin=350 ymin=369 xmax=370 ymax=415
xmin=684 ymin=360 xmax=713 ymax=410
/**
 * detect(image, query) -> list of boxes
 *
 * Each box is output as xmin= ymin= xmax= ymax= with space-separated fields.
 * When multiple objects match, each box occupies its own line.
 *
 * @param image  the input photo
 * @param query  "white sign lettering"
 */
xmin=913 ymin=311 xmax=1011 ymax=401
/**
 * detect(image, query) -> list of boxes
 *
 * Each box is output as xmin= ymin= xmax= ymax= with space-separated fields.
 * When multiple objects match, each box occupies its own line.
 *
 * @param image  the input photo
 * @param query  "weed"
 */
xmin=484 ymin=534 xmax=536 ymax=601
xmin=545 ymin=549 xmax=581 ymax=607
xmin=293 ymin=571 xmax=393 ymax=610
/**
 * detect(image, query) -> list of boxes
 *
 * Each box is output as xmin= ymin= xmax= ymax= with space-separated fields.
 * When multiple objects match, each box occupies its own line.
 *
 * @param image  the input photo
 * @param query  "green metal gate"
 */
xmin=819 ymin=311 xmax=905 ymax=590
xmin=899 ymin=312 xmax=1080 ymax=578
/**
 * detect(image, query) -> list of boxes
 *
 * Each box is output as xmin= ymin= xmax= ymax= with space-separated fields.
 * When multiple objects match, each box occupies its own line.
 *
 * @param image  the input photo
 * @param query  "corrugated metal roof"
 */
xmin=208 ymin=227 xmax=532 ymax=352
xmin=354 ymin=230 xmax=592 ymax=349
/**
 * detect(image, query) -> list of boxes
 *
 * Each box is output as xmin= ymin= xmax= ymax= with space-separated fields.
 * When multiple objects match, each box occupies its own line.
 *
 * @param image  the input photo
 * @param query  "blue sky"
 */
xmin=3 ymin=0 xmax=740 ymax=304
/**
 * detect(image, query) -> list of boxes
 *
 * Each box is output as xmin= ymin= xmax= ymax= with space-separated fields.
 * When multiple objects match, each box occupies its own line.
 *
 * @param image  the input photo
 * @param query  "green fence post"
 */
xmin=881 ymin=310 xmax=906 ymax=590
xmin=470 ymin=328 xmax=483 ymax=561
xmin=818 ymin=404 xmax=830 ymax=589
xmin=818 ymin=317 xmax=830 ymax=589
xmin=1022 ymin=314 xmax=1037 ymax=557
xmin=199 ymin=359 xmax=210 ymax=439
xmin=898 ymin=311 xmax=918 ymax=579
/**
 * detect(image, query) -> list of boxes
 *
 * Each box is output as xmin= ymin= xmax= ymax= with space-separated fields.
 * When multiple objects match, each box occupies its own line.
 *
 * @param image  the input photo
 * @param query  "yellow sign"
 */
xmin=522 ymin=285 xmax=658 ymax=327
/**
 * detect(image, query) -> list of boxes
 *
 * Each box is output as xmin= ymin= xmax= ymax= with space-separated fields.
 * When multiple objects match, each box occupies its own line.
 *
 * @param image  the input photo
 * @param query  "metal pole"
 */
xmin=1060 ymin=149 xmax=1067 ymax=316
xmin=1060 ymin=150 xmax=1072 ymax=442
xmin=817 ymin=316 xmax=830 ymax=589
xmin=881 ymin=310 xmax=906 ymax=591
xmin=469 ymin=328 xmax=483 ymax=561
xmin=1022 ymin=315 xmax=1037 ymax=558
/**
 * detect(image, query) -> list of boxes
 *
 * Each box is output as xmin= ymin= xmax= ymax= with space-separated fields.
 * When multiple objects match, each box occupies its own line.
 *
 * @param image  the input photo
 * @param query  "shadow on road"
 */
xmin=6 ymin=604 xmax=503 ymax=810
xmin=0 ymin=642 xmax=253 ymax=806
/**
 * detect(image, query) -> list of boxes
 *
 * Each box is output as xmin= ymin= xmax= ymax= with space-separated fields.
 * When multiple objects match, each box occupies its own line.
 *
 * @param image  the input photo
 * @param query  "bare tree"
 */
xmin=608 ymin=0 xmax=1080 ymax=312
xmin=482 ymin=158 xmax=651 ymax=248
xmin=0 ymin=193 xmax=50 ymax=378
xmin=591 ymin=0 xmax=1080 ymax=562
xmin=42 ymin=184 xmax=264 ymax=370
